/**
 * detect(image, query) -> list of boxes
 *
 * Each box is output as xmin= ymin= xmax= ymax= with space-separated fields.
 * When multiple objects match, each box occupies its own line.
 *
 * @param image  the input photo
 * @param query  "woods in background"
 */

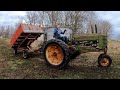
xmin=25 ymin=11 xmax=112 ymax=37
xmin=0 ymin=25 xmax=15 ymax=38
xmin=0 ymin=11 xmax=112 ymax=38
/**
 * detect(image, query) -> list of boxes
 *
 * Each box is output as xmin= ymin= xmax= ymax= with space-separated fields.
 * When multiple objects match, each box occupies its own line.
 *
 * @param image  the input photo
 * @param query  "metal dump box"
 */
xmin=10 ymin=24 xmax=44 ymax=58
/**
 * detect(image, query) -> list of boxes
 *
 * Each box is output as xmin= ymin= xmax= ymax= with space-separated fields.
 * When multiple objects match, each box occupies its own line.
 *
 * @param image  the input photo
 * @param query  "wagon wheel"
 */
xmin=42 ymin=39 xmax=70 ymax=69
xmin=23 ymin=50 xmax=29 ymax=59
xmin=98 ymin=54 xmax=112 ymax=68
xmin=13 ymin=48 xmax=17 ymax=55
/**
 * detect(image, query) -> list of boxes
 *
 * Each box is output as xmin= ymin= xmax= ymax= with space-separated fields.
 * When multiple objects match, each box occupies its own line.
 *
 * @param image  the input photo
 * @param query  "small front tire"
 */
xmin=98 ymin=54 xmax=112 ymax=68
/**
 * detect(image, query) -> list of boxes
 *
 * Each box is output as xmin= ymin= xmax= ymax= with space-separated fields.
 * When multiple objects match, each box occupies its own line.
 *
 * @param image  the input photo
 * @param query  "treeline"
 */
xmin=0 ymin=25 xmax=15 ymax=38
xmin=0 ymin=11 xmax=112 ymax=38
xmin=25 ymin=11 xmax=112 ymax=36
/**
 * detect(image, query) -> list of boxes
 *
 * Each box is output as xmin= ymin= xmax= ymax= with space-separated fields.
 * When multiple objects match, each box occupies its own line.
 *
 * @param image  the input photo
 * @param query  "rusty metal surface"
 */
xmin=10 ymin=24 xmax=45 ymax=47
xmin=10 ymin=24 xmax=23 ymax=47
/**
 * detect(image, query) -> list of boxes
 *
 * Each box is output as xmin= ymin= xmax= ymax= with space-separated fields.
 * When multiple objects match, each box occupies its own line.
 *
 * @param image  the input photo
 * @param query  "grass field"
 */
xmin=0 ymin=38 xmax=120 ymax=79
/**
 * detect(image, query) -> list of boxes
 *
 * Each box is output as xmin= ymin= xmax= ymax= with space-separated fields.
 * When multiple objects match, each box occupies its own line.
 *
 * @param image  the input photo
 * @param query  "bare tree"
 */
xmin=44 ymin=11 xmax=63 ymax=26
xmin=97 ymin=20 xmax=112 ymax=37
xmin=63 ymin=11 xmax=91 ymax=35
xmin=0 ymin=25 xmax=5 ymax=36
xmin=25 ymin=11 xmax=38 ymax=25
xmin=24 ymin=11 xmax=113 ymax=39
xmin=25 ymin=11 xmax=48 ymax=26
xmin=86 ymin=11 xmax=98 ymax=34
xmin=36 ymin=11 xmax=45 ymax=26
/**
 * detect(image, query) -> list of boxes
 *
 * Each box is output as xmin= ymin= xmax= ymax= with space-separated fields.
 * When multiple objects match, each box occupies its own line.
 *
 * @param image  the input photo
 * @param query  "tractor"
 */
xmin=42 ymin=25 xmax=112 ymax=69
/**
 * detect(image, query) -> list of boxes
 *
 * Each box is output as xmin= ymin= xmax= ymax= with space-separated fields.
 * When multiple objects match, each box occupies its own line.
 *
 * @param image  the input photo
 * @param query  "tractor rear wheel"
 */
xmin=42 ymin=39 xmax=70 ymax=69
xmin=98 ymin=54 xmax=112 ymax=68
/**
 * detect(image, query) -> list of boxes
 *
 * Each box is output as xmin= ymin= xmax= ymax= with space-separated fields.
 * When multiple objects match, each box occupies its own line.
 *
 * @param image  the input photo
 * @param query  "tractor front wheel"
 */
xmin=98 ymin=54 xmax=112 ymax=68
xmin=42 ymin=39 xmax=70 ymax=69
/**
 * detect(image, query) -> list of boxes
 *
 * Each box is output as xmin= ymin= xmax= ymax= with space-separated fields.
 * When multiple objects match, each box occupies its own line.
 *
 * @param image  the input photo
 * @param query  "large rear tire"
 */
xmin=42 ymin=39 xmax=71 ymax=69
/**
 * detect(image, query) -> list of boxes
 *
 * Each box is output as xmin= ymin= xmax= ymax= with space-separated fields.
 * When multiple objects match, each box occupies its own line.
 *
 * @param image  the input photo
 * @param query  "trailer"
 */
xmin=10 ymin=24 xmax=44 ymax=59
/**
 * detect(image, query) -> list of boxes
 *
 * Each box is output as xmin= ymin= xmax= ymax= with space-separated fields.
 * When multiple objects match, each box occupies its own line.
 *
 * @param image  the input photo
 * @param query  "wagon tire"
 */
xmin=23 ymin=50 xmax=29 ymax=59
xmin=13 ymin=48 xmax=17 ymax=55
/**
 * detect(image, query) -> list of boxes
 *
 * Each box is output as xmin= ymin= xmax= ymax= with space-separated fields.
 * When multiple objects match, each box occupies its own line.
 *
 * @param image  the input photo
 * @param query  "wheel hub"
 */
xmin=46 ymin=44 xmax=64 ymax=65
xmin=100 ymin=58 xmax=109 ymax=66
xmin=52 ymin=52 xmax=57 ymax=56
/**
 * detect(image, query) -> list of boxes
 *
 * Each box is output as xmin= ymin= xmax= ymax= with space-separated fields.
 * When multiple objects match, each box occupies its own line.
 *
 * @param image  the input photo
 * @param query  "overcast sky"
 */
xmin=96 ymin=11 xmax=120 ymax=40
xmin=0 ymin=11 xmax=120 ymax=40
xmin=0 ymin=11 xmax=26 ymax=26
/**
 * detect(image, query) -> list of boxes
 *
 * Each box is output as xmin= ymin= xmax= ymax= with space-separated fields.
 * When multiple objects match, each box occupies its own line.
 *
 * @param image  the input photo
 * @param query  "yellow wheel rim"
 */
xmin=100 ymin=58 xmax=109 ymax=67
xmin=46 ymin=44 xmax=64 ymax=65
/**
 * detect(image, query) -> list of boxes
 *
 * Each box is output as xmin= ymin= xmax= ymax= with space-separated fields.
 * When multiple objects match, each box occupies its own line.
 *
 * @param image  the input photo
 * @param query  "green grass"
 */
xmin=0 ymin=38 xmax=120 ymax=79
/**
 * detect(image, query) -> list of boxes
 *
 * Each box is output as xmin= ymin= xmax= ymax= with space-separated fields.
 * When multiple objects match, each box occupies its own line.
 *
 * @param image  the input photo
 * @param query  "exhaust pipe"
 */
xmin=95 ymin=24 xmax=98 ymax=34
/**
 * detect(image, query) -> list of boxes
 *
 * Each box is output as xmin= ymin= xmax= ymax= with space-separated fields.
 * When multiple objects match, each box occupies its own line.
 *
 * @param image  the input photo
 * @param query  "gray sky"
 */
xmin=0 ymin=11 xmax=119 ymax=40
xmin=96 ymin=11 xmax=120 ymax=40
xmin=0 ymin=11 xmax=26 ymax=26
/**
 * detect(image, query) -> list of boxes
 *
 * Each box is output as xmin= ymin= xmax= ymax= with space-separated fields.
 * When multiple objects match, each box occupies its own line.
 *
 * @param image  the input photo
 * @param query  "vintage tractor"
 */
xmin=10 ymin=24 xmax=112 ymax=69
xmin=42 ymin=25 xmax=112 ymax=69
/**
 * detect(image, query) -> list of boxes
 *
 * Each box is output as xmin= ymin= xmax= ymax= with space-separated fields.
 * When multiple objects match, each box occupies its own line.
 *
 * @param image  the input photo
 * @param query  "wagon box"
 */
xmin=10 ymin=24 xmax=44 ymax=58
xmin=10 ymin=24 xmax=44 ymax=48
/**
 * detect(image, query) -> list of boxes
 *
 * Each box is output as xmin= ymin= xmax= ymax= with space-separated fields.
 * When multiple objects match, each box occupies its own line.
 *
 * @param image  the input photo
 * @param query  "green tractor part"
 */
xmin=42 ymin=24 xmax=112 ymax=69
xmin=73 ymin=34 xmax=107 ymax=52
